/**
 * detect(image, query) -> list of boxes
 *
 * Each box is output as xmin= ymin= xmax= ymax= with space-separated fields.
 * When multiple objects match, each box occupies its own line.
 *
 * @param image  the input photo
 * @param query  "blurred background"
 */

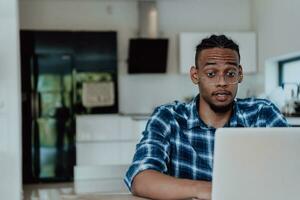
xmin=1 ymin=0 xmax=300 ymax=199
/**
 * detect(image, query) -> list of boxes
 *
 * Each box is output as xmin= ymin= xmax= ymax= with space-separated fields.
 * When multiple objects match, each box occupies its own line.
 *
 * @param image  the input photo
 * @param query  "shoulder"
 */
xmin=141 ymin=101 xmax=188 ymax=138
xmin=149 ymin=100 xmax=192 ymax=129
xmin=235 ymin=97 xmax=277 ymax=112
xmin=152 ymin=100 xmax=190 ymax=120
xmin=235 ymin=98 xmax=288 ymax=127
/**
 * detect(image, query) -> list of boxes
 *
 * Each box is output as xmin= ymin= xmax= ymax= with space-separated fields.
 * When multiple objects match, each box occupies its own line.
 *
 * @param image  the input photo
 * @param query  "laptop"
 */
xmin=212 ymin=128 xmax=300 ymax=200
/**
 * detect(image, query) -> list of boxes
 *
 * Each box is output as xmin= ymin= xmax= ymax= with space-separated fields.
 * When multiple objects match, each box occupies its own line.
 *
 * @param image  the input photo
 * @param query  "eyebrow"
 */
xmin=226 ymin=62 xmax=239 ymax=66
xmin=201 ymin=62 xmax=239 ymax=71
xmin=202 ymin=61 xmax=239 ymax=67
xmin=203 ymin=62 xmax=217 ymax=66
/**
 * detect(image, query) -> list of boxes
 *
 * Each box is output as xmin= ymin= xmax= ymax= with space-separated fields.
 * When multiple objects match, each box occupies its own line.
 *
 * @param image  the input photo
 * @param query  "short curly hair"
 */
xmin=195 ymin=34 xmax=240 ymax=67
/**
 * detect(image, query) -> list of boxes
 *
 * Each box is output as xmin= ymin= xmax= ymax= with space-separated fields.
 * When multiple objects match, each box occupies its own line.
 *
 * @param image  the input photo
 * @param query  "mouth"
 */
xmin=212 ymin=90 xmax=232 ymax=102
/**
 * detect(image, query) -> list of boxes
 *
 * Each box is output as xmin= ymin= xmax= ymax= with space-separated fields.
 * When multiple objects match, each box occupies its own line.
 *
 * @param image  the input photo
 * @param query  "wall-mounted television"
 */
xmin=128 ymin=38 xmax=168 ymax=73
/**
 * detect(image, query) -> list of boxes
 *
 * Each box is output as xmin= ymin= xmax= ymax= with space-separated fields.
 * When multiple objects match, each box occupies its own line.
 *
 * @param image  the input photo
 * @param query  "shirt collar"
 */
xmin=186 ymin=94 xmax=207 ymax=129
xmin=226 ymin=100 xmax=246 ymax=127
xmin=186 ymin=95 xmax=245 ymax=130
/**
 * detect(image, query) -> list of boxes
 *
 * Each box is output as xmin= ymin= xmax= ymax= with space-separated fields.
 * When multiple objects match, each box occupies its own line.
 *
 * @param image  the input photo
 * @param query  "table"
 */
xmin=62 ymin=193 xmax=149 ymax=200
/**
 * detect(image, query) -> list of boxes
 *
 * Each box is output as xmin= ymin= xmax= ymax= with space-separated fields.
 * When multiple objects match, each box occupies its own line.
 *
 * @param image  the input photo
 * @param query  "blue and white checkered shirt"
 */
xmin=124 ymin=95 xmax=289 ymax=190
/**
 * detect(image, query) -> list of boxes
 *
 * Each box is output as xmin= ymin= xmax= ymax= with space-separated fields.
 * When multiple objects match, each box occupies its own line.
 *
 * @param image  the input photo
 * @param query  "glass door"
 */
xmin=32 ymin=53 xmax=75 ymax=181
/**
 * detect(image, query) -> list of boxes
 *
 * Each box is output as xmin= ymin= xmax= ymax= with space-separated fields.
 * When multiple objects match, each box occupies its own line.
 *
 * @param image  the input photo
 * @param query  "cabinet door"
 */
xmin=179 ymin=32 xmax=257 ymax=74
xmin=76 ymin=115 xmax=120 ymax=141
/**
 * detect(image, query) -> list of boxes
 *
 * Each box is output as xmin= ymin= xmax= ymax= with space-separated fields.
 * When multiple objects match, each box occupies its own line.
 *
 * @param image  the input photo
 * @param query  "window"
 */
xmin=278 ymin=57 xmax=300 ymax=99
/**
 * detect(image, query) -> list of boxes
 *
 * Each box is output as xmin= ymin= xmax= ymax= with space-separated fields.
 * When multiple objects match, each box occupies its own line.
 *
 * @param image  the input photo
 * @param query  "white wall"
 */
xmin=19 ymin=0 xmax=138 ymax=75
xmin=19 ymin=0 xmax=253 ymax=114
xmin=119 ymin=74 xmax=197 ymax=114
xmin=0 ymin=0 xmax=22 ymax=199
xmin=158 ymin=0 xmax=252 ymax=73
xmin=252 ymin=0 xmax=300 ymax=95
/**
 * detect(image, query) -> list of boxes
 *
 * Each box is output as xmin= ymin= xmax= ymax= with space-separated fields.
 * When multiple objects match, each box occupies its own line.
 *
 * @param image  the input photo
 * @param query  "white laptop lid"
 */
xmin=212 ymin=128 xmax=300 ymax=200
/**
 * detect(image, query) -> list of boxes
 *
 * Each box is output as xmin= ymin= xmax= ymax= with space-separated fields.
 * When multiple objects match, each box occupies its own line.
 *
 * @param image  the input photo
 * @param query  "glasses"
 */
xmin=199 ymin=70 xmax=242 ymax=85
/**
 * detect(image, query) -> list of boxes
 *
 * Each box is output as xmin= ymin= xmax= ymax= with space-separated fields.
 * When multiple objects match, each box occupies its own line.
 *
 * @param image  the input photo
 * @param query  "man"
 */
xmin=124 ymin=35 xmax=289 ymax=200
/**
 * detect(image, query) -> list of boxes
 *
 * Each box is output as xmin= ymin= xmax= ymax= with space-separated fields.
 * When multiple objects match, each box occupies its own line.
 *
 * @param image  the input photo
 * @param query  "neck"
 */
xmin=198 ymin=97 xmax=233 ymax=128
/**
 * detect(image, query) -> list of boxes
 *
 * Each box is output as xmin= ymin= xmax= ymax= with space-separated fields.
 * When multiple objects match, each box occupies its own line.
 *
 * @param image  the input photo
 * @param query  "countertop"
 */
xmin=62 ymin=193 xmax=148 ymax=200
xmin=286 ymin=117 xmax=300 ymax=125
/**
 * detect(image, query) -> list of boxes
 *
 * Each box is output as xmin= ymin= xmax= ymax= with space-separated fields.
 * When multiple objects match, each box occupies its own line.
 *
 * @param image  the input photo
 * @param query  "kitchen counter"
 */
xmin=62 ymin=193 xmax=148 ymax=200
xmin=24 ymin=183 xmax=147 ymax=200
xmin=286 ymin=117 xmax=300 ymax=126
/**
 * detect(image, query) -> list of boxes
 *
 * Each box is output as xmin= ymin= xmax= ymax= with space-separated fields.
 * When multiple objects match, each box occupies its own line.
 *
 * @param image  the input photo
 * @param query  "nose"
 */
xmin=216 ymin=75 xmax=227 ymax=86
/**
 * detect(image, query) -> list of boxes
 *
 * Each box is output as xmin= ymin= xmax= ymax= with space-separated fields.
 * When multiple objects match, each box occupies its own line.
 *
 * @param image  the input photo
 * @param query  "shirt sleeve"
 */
xmin=124 ymin=106 xmax=172 ymax=191
xmin=257 ymin=100 xmax=289 ymax=127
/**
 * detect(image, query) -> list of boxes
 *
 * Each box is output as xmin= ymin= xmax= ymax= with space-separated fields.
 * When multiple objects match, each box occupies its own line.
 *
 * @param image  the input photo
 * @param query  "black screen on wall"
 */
xmin=128 ymin=38 xmax=168 ymax=73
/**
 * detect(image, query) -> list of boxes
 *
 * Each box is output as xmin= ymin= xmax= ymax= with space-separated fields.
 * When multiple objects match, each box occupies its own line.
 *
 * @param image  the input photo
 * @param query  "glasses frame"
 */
xmin=198 ymin=70 xmax=243 ymax=85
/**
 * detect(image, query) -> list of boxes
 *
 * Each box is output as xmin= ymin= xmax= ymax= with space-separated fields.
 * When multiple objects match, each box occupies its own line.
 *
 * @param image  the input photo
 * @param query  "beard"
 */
xmin=208 ymin=101 xmax=233 ymax=113
xmin=198 ymin=84 xmax=237 ymax=114
xmin=201 ymin=93 xmax=234 ymax=113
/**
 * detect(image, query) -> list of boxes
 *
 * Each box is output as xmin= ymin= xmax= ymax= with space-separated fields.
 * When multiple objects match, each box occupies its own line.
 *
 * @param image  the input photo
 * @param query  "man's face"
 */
xmin=190 ymin=47 xmax=243 ymax=113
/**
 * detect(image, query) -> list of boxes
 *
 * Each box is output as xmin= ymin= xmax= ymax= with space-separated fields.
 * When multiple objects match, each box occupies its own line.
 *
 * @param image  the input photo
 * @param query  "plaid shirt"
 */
xmin=124 ymin=95 xmax=289 ymax=190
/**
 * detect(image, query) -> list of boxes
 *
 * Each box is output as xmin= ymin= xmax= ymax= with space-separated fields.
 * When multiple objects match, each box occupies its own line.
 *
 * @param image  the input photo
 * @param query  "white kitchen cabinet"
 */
xmin=75 ymin=114 xmax=149 ymax=193
xmin=74 ymin=178 xmax=128 ymax=194
xmin=74 ymin=165 xmax=129 ymax=180
xmin=179 ymin=32 xmax=257 ymax=74
xmin=76 ymin=115 xmax=137 ymax=142
xmin=76 ymin=141 xmax=137 ymax=165
xmin=132 ymin=118 xmax=148 ymax=138
xmin=76 ymin=115 xmax=148 ymax=166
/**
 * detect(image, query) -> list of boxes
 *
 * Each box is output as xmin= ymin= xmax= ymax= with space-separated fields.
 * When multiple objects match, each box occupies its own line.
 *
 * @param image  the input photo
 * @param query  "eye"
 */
xmin=206 ymin=72 xmax=216 ymax=78
xmin=226 ymin=71 xmax=238 ymax=77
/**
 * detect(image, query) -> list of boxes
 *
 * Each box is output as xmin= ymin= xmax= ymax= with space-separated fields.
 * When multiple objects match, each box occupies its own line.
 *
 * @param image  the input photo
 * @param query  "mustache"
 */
xmin=212 ymin=90 xmax=232 ymax=96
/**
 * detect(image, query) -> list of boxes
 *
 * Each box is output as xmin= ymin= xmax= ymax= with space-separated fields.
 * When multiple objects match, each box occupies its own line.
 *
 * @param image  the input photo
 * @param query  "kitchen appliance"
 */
xmin=20 ymin=30 xmax=118 ymax=183
xmin=128 ymin=38 xmax=168 ymax=73
xmin=128 ymin=0 xmax=169 ymax=74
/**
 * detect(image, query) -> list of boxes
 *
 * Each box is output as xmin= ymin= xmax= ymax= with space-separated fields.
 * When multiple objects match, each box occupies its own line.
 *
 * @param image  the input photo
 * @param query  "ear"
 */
xmin=238 ymin=65 xmax=244 ymax=83
xmin=190 ymin=66 xmax=199 ymax=84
